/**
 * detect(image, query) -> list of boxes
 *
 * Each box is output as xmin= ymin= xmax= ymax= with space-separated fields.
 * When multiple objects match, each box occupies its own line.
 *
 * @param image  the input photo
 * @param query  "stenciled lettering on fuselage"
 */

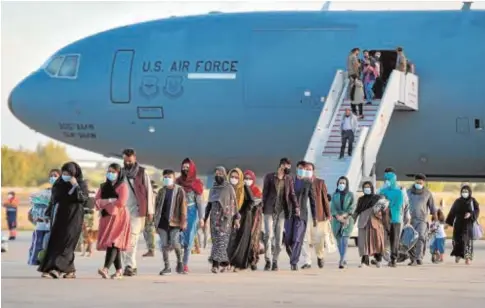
xmin=141 ymin=60 xmax=239 ymax=73
xmin=58 ymin=122 xmax=97 ymax=139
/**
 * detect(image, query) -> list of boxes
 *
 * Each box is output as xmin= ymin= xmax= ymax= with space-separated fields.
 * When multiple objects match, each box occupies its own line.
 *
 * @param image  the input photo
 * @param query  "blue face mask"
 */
xmin=107 ymin=172 xmax=118 ymax=182
xmin=305 ymin=170 xmax=313 ymax=178
xmin=338 ymin=183 xmax=346 ymax=191
xmin=363 ymin=187 xmax=372 ymax=195
xmin=297 ymin=169 xmax=304 ymax=177
xmin=414 ymin=183 xmax=423 ymax=190
xmin=384 ymin=180 xmax=391 ymax=187
xmin=163 ymin=177 xmax=174 ymax=187
xmin=62 ymin=175 xmax=71 ymax=182
xmin=49 ymin=176 xmax=58 ymax=185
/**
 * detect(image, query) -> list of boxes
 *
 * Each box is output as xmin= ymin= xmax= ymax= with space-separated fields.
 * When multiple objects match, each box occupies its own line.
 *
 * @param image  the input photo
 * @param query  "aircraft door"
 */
xmin=110 ymin=49 xmax=134 ymax=104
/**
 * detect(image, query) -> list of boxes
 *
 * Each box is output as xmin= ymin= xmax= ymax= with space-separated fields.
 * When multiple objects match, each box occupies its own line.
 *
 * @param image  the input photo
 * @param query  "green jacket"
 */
xmin=331 ymin=191 xmax=356 ymax=238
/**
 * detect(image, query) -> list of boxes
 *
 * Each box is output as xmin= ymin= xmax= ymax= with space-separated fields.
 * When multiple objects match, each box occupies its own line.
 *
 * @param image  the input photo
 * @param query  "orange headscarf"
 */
xmin=243 ymin=170 xmax=262 ymax=199
xmin=228 ymin=168 xmax=244 ymax=210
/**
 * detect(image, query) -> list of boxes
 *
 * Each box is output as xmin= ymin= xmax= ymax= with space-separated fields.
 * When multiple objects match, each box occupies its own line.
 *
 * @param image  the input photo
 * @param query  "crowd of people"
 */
xmin=5 ymin=148 xmax=479 ymax=279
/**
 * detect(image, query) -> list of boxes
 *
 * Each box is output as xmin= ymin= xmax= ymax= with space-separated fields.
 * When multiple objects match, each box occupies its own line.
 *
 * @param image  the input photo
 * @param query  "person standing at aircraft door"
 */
xmin=300 ymin=162 xmax=334 ymax=269
xmin=262 ymin=158 xmax=300 ymax=271
xmin=142 ymin=180 xmax=158 ymax=258
xmin=363 ymin=59 xmax=378 ymax=105
xmin=339 ymin=108 xmax=359 ymax=160
xmin=407 ymin=174 xmax=437 ymax=266
xmin=121 ymin=148 xmax=154 ymax=277
xmin=396 ymin=47 xmax=407 ymax=72
xmin=347 ymin=48 xmax=361 ymax=99
xmin=176 ymin=158 xmax=205 ymax=274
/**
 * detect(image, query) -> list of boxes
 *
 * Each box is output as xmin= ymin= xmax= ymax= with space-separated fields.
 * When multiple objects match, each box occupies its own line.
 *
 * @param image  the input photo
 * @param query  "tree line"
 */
xmin=1 ymin=142 xmax=70 ymax=187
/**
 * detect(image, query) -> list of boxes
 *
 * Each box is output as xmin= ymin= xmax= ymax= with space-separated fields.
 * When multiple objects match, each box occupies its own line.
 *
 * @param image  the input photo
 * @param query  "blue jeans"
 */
xmin=364 ymin=80 xmax=375 ymax=101
xmin=337 ymin=236 xmax=349 ymax=263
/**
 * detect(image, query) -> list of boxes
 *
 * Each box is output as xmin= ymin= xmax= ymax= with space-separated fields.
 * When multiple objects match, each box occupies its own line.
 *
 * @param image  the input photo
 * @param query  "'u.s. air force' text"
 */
xmin=142 ymin=60 xmax=238 ymax=73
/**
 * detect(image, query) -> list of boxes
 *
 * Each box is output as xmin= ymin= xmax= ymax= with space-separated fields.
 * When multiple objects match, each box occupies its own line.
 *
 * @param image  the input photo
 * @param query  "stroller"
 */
xmin=396 ymin=224 xmax=419 ymax=263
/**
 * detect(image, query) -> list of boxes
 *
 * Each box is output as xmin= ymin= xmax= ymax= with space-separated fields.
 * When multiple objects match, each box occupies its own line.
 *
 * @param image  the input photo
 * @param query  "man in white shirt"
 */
xmin=339 ymin=108 xmax=359 ymax=159
xmin=121 ymin=148 xmax=154 ymax=276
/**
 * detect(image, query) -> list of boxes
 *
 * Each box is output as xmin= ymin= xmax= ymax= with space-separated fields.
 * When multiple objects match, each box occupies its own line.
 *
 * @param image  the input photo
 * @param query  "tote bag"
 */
xmin=471 ymin=201 xmax=483 ymax=240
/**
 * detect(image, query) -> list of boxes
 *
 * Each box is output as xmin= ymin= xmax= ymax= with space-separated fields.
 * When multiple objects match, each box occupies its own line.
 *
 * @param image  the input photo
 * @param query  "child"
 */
xmin=3 ymin=192 xmax=19 ymax=240
xmin=80 ymin=190 xmax=99 ymax=257
xmin=28 ymin=169 xmax=60 ymax=265
xmin=155 ymin=169 xmax=187 ymax=275
xmin=429 ymin=209 xmax=446 ymax=263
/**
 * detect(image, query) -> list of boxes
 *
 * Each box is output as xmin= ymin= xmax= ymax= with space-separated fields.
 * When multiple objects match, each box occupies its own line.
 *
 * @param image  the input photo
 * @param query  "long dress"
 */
xmin=38 ymin=180 xmax=88 ymax=274
xmin=210 ymin=201 xmax=233 ymax=264
xmin=227 ymin=185 xmax=260 ymax=269
xmin=354 ymin=196 xmax=388 ymax=257
xmin=446 ymin=197 xmax=480 ymax=260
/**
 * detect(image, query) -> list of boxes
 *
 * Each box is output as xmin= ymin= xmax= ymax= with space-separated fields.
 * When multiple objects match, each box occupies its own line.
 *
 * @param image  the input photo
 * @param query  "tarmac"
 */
xmin=1 ymin=232 xmax=485 ymax=308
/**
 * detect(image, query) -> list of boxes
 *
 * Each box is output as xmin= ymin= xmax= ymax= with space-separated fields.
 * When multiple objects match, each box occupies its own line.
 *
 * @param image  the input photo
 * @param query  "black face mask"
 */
xmin=283 ymin=168 xmax=291 ymax=175
xmin=215 ymin=176 xmax=224 ymax=185
xmin=181 ymin=170 xmax=188 ymax=177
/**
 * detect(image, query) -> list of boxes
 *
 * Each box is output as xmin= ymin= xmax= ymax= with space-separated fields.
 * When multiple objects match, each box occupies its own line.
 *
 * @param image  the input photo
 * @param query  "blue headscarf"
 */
xmin=380 ymin=172 xmax=404 ymax=223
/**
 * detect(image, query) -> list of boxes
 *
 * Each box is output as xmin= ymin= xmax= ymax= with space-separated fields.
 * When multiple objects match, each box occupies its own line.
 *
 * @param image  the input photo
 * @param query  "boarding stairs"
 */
xmin=304 ymin=69 xmax=419 ymax=193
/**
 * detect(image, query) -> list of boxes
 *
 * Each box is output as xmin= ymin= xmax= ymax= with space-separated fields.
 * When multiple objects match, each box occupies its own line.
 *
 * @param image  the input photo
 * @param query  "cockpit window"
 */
xmin=43 ymin=54 xmax=80 ymax=79
xmin=45 ymin=56 xmax=64 ymax=76
xmin=58 ymin=55 xmax=79 ymax=77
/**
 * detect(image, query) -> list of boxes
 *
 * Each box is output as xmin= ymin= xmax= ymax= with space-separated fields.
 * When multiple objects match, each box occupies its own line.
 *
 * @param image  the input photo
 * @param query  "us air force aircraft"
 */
xmin=8 ymin=6 xmax=485 ymax=186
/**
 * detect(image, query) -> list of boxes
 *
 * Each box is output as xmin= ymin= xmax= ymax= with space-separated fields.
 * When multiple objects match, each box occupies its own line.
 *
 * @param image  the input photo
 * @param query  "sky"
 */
xmin=1 ymin=0 xmax=482 ymax=160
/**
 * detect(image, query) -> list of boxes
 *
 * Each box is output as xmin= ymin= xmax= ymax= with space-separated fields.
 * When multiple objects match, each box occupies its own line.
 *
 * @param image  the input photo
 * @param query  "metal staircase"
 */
xmin=305 ymin=69 xmax=419 ymax=193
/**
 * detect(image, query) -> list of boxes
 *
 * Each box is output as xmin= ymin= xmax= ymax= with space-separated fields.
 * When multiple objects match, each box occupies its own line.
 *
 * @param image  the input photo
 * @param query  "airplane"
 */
xmin=8 ymin=5 xmax=485 ymax=190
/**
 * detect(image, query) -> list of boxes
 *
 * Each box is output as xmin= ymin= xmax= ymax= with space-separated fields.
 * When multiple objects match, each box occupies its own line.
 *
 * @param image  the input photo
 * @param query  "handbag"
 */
xmin=470 ymin=201 xmax=483 ymax=240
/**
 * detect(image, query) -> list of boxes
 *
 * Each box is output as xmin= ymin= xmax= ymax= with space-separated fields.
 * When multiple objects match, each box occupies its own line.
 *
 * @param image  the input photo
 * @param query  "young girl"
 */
xmin=429 ymin=209 xmax=446 ymax=263
xmin=3 ymin=191 xmax=19 ymax=240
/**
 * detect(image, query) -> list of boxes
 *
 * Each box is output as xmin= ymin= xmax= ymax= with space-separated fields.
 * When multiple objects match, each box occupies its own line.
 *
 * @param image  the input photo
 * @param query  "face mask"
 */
xmin=363 ymin=187 xmax=372 ymax=195
xmin=306 ymin=171 xmax=313 ymax=178
xmin=384 ymin=180 xmax=391 ymax=187
xmin=107 ymin=172 xmax=118 ymax=182
xmin=414 ymin=183 xmax=423 ymax=190
xmin=163 ymin=177 xmax=174 ymax=187
xmin=215 ymin=176 xmax=224 ymax=185
xmin=230 ymin=178 xmax=239 ymax=185
xmin=283 ymin=168 xmax=291 ymax=175
xmin=338 ymin=184 xmax=346 ymax=191
xmin=297 ymin=169 xmax=304 ymax=177
xmin=62 ymin=175 xmax=72 ymax=182
xmin=462 ymin=192 xmax=469 ymax=199
xmin=244 ymin=179 xmax=253 ymax=186
xmin=49 ymin=176 xmax=58 ymax=185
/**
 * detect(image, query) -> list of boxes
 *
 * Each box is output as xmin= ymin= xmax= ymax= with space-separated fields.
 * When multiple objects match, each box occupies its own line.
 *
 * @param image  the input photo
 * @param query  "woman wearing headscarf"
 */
xmin=330 ymin=176 xmax=355 ymax=269
xmin=352 ymin=181 xmax=389 ymax=268
xmin=96 ymin=163 xmax=131 ymax=279
xmin=446 ymin=185 xmax=481 ymax=265
xmin=204 ymin=166 xmax=240 ymax=273
xmin=38 ymin=162 xmax=88 ymax=279
xmin=227 ymin=168 xmax=263 ymax=271
xmin=176 ymin=158 xmax=205 ymax=274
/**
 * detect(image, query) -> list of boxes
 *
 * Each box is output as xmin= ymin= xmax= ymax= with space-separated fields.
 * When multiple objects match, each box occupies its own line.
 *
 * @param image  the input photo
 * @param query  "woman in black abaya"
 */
xmin=38 ymin=162 xmax=88 ymax=278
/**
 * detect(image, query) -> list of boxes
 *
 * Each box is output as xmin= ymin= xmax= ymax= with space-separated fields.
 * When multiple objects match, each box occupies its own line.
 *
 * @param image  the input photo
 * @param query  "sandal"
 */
xmin=98 ymin=268 xmax=109 ymax=279
xmin=63 ymin=272 xmax=76 ymax=279
xmin=49 ymin=270 xmax=60 ymax=279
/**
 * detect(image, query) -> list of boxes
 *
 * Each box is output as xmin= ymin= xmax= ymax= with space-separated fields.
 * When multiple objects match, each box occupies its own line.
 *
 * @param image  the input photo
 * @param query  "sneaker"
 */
xmin=338 ymin=261 xmax=345 ymax=269
xmin=271 ymin=261 xmax=279 ymax=271
xmin=264 ymin=261 xmax=271 ymax=271
xmin=291 ymin=264 xmax=298 ymax=271
xmin=49 ymin=270 xmax=60 ymax=279
xmin=160 ymin=266 xmax=172 ymax=275
xmin=183 ymin=265 xmax=189 ymax=274
xmin=176 ymin=262 xmax=184 ymax=274
xmin=63 ymin=272 xmax=76 ymax=279
xmin=123 ymin=266 xmax=136 ymax=276
xmin=142 ymin=250 xmax=155 ymax=257
xmin=301 ymin=264 xmax=311 ymax=270
xmin=317 ymin=258 xmax=324 ymax=269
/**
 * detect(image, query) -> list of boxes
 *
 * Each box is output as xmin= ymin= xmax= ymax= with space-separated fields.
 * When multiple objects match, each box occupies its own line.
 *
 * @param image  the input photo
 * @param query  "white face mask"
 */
xmin=230 ymin=178 xmax=239 ymax=185
xmin=244 ymin=179 xmax=253 ymax=186
xmin=462 ymin=192 xmax=469 ymax=199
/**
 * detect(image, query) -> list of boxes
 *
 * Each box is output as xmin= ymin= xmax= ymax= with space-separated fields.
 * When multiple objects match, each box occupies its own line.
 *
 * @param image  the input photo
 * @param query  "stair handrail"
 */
xmin=362 ymin=70 xmax=403 ymax=177
xmin=347 ymin=126 xmax=369 ymax=194
xmin=304 ymin=70 xmax=348 ymax=163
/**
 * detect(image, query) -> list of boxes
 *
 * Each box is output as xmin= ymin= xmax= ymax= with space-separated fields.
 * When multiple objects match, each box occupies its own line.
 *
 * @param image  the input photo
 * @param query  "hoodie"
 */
xmin=380 ymin=172 xmax=405 ymax=224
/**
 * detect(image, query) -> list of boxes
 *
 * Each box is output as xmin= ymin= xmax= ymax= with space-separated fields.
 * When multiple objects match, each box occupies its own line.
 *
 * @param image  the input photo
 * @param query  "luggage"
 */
xmin=399 ymin=224 xmax=418 ymax=253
